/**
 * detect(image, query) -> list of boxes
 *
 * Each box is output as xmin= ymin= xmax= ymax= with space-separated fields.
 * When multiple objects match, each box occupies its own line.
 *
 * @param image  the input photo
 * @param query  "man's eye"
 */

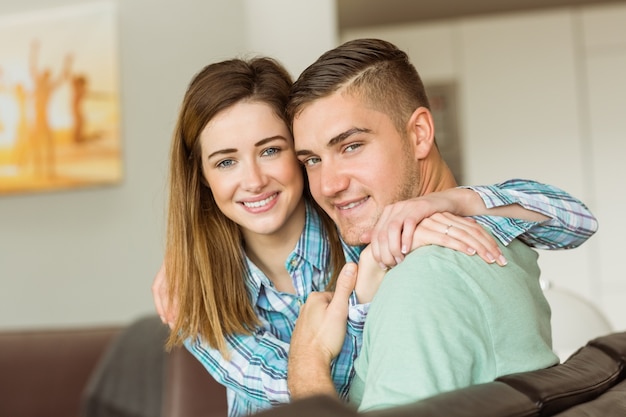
xmin=344 ymin=143 xmax=362 ymax=153
xmin=216 ymin=159 xmax=235 ymax=169
xmin=301 ymin=157 xmax=321 ymax=167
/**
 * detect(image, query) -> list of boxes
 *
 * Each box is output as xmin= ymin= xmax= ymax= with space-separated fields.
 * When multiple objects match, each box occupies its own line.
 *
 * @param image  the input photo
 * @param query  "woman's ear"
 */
xmin=406 ymin=107 xmax=435 ymax=160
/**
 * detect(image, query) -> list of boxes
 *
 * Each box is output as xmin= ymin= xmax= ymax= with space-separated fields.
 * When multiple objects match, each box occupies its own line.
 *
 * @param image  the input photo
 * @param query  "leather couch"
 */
xmin=0 ymin=315 xmax=624 ymax=417
xmin=0 ymin=315 xmax=227 ymax=417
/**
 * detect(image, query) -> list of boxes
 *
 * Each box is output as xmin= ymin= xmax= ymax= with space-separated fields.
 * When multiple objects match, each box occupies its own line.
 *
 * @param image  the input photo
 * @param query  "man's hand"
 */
xmin=151 ymin=261 xmax=178 ymax=328
xmin=288 ymin=263 xmax=358 ymax=399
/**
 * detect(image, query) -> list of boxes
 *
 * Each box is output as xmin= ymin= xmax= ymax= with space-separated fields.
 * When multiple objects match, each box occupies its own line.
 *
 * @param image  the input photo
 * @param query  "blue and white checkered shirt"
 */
xmin=185 ymin=179 xmax=597 ymax=417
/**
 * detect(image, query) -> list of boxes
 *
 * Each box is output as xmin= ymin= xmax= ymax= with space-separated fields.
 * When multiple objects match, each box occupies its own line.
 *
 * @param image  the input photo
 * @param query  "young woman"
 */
xmin=157 ymin=57 xmax=596 ymax=417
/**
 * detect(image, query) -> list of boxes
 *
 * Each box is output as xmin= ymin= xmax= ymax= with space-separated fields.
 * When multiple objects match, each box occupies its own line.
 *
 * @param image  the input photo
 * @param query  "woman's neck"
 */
xmin=242 ymin=199 xmax=307 ymax=294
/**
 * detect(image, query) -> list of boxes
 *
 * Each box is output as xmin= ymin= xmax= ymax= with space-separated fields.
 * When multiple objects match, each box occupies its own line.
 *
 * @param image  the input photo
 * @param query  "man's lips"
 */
xmin=335 ymin=197 xmax=369 ymax=211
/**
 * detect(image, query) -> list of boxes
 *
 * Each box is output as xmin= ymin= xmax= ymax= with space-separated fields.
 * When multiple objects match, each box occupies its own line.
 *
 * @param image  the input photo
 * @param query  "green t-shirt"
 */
xmin=349 ymin=237 xmax=559 ymax=412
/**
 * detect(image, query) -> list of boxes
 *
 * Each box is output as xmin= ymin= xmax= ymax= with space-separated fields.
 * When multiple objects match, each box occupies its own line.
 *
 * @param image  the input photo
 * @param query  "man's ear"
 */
xmin=406 ymin=107 xmax=435 ymax=160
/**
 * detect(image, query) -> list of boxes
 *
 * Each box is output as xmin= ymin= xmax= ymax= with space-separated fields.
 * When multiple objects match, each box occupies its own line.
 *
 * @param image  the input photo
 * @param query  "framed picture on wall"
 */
xmin=0 ymin=1 xmax=122 ymax=195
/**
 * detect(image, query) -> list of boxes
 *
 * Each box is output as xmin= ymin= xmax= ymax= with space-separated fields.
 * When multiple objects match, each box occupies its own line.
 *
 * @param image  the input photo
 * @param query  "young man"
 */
xmin=286 ymin=38 xmax=578 ymax=411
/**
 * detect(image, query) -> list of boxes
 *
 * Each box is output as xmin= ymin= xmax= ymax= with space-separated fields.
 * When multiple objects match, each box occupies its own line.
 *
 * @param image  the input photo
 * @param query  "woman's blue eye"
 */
xmin=217 ymin=159 xmax=235 ymax=168
xmin=262 ymin=147 xmax=280 ymax=156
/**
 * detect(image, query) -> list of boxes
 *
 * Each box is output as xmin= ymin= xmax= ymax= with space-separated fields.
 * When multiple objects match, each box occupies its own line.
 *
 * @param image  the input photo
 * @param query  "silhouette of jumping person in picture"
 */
xmin=29 ymin=40 xmax=72 ymax=178
xmin=12 ymin=83 xmax=33 ymax=172
xmin=71 ymin=74 xmax=88 ymax=144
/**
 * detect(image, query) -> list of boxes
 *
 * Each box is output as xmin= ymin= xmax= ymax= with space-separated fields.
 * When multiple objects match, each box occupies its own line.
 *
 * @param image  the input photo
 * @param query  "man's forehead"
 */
xmin=292 ymin=93 xmax=367 ymax=150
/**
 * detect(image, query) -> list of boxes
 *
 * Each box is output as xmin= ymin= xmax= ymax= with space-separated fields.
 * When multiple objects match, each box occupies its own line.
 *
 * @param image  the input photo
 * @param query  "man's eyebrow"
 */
xmin=207 ymin=135 xmax=287 ymax=160
xmin=327 ymin=128 xmax=371 ymax=148
xmin=296 ymin=127 xmax=371 ymax=157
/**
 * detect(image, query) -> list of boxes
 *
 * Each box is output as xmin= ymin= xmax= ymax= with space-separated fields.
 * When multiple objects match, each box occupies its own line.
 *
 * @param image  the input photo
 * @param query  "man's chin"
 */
xmin=338 ymin=225 xmax=366 ymax=246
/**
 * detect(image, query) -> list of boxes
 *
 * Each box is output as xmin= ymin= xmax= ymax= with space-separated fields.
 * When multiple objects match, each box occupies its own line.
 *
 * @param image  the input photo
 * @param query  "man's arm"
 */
xmin=288 ymin=263 xmax=357 ymax=399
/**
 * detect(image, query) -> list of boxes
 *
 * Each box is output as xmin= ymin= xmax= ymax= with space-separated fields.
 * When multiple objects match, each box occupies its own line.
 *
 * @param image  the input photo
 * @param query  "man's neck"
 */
xmin=417 ymin=149 xmax=458 ymax=196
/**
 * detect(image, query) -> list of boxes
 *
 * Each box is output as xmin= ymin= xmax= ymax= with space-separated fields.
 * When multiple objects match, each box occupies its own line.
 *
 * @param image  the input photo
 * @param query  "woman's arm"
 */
xmin=462 ymin=178 xmax=598 ymax=249
xmin=364 ymin=179 xmax=598 ymax=267
xmin=184 ymin=300 xmax=367 ymax=409
xmin=185 ymin=330 xmax=292 ymax=410
xmin=154 ymin=259 xmax=366 ymax=409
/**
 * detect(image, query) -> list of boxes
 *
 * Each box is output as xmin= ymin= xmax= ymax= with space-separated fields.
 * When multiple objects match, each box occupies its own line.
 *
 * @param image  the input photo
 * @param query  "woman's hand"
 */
xmin=364 ymin=197 xmax=508 ymax=269
xmin=151 ymin=261 xmax=179 ymax=328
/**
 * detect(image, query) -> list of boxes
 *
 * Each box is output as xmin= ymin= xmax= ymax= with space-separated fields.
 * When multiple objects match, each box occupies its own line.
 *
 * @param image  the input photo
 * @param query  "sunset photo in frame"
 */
xmin=0 ymin=2 xmax=122 ymax=195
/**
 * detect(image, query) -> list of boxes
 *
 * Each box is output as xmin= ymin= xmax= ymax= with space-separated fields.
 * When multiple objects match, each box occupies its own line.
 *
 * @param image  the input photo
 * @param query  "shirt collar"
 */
xmin=243 ymin=200 xmax=328 ymax=304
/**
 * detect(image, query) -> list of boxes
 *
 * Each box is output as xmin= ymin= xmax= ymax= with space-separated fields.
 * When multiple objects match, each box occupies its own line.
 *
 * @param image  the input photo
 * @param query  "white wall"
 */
xmin=242 ymin=0 xmax=337 ymax=79
xmin=342 ymin=2 xmax=626 ymax=331
xmin=581 ymin=4 xmax=626 ymax=331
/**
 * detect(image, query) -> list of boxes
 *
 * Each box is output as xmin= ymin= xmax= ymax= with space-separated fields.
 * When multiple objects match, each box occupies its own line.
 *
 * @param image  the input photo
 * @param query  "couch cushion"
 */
xmin=588 ymin=331 xmax=626 ymax=363
xmin=364 ymin=381 xmax=538 ymax=417
xmin=496 ymin=332 xmax=626 ymax=416
xmin=552 ymin=378 xmax=626 ymax=416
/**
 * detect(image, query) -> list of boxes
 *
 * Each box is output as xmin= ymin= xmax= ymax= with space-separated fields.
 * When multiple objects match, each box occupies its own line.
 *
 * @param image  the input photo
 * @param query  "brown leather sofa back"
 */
xmin=163 ymin=338 xmax=228 ymax=417
xmin=0 ymin=316 xmax=227 ymax=417
xmin=0 ymin=326 xmax=120 ymax=417
xmin=81 ymin=315 xmax=227 ymax=417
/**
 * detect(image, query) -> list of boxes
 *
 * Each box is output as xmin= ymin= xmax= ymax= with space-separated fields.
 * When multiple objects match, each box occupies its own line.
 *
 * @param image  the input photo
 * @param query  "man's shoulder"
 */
xmin=400 ymin=236 xmax=537 ymax=269
xmin=383 ymin=238 xmax=539 ymax=295
xmin=378 ymin=245 xmax=475 ymax=298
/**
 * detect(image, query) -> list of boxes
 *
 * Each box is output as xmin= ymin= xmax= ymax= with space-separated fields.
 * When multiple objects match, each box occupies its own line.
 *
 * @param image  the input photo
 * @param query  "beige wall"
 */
xmin=342 ymin=2 xmax=626 ymax=331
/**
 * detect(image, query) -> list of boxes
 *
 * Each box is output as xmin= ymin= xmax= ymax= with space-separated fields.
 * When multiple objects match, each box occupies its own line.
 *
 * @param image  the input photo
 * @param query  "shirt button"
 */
xmin=290 ymin=259 xmax=298 ymax=268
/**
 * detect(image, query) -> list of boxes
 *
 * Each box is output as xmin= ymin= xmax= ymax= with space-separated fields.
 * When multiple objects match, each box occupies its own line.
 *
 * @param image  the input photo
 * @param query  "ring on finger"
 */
xmin=443 ymin=224 xmax=453 ymax=235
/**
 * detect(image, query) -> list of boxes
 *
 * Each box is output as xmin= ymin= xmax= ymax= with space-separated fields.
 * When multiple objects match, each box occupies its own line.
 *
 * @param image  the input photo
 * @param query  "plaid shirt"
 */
xmin=185 ymin=179 xmax=597 ymax=417
xmin=466 ymin=179 xmax=597 ymax=249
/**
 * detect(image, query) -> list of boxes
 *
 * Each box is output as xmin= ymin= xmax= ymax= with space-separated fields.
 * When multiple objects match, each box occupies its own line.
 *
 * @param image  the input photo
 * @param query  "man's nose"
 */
xmin=319 ymin=161 xmax=349 ymax=197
